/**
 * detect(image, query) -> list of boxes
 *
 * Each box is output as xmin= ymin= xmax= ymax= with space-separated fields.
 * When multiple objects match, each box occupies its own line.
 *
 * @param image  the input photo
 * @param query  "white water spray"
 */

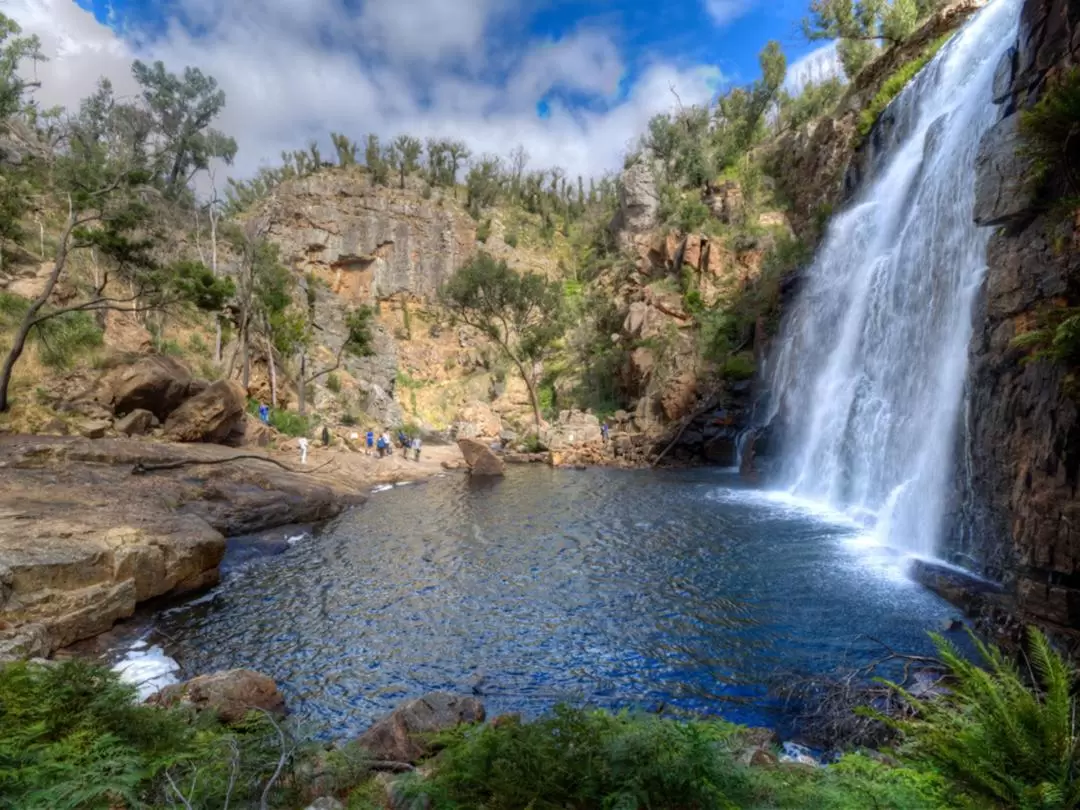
xmin=767 ymin=0 xmax=1020 ymax=557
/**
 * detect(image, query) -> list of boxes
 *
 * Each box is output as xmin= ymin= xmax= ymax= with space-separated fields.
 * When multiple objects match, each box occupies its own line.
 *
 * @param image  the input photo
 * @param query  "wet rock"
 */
xmin=779 ymin=742 xmax=820 ymax=767
xmin=909 ymin=559 xmax=1004 ymax=615
xmin=115 ymin=408 xmax=155 ymax=437
xmin=164 ymin=380 xmax=246 ymax=443
xmin=457 ymin=438 xmax=505 ymax=476
xmin=992 ymin=45 xmax=1017 ymax=104
xmin=973 ymin=114 xmax=1036 ymax=227
xmin=148 ymin=668 xmax=285 ymax=724
xmin=358 ymin=692 xmax=485 ymax=763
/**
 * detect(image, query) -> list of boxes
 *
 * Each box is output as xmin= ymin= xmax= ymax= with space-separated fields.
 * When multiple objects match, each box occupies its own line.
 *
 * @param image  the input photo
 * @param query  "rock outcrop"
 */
xmin=0 ymin=437 xmax=365 ymax=653
xmin=164 ymin=380 xmax=246 ymax=443
xmin=357 ymin=692 xmax=485 ymax=763
xmin=148 ymin=669 xmax=286 ymax=724
xmin=955 ymin=0 xmax=1080 ymax=631
xmin=457 ymin=437 xmax=506 ymax=476
xmin=98 ymin=355 xmax=194 ymax=420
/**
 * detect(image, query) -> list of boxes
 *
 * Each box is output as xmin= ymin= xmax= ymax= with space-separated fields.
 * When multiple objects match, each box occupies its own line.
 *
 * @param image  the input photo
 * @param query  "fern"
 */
xmin=890 ymin=627 xmax=1080 ymax=810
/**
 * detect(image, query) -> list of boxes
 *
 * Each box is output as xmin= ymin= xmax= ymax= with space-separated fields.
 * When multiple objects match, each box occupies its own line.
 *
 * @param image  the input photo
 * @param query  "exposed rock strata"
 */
xmin=0 ymin=437 xmax=365 ymax=656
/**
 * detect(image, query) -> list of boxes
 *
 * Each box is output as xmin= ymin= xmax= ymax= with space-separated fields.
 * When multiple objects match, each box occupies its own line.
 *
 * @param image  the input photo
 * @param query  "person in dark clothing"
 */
xmin=322 ymin=425 xmax=331 ymax=447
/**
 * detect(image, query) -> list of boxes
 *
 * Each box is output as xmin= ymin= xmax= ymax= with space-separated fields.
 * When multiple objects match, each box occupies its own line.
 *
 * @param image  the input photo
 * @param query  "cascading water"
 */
xmin=766 ymin=0 xmax=1020 ymax=558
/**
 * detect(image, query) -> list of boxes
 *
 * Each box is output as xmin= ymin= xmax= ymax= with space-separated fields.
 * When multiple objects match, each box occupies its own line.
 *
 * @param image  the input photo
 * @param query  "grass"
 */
xmin=858 ymin=34 xmax=952 ymax=139
xmin=246 ymin=399 xmax=311 ymax=437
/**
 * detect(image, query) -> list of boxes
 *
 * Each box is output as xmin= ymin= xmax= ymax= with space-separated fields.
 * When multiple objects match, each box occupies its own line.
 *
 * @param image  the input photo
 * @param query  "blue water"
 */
xmin=154 ymin=466 xmax=958 ymax=739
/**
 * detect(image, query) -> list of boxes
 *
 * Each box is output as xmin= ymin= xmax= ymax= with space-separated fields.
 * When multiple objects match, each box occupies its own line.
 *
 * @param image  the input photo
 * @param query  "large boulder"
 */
xmin=357 ymin=692 xmax=485 ymax=763
xmin=223 ymin=413 xmax=273 ymax=448
xmin=148 ymin=669 xmax=285 ymax=724
xmin=541 ymin=409 xmax=603 ymax=450
xmin=457 ymin=437 xmax=506 ymax=476
xmin=609 ymin=157 xmax=660 ymax=255
xmin=115 ymin=408 xmax=155 ymax=437
xmin=103 ymin=355 xmax=194 ymax=420
xmin=452 ymin=400 xmax=503 ymax=439
xmin=164 ymin=380 xmax=246 ymax=443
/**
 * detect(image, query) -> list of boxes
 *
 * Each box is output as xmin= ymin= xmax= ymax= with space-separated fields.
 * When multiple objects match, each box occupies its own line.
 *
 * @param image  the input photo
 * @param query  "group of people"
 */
xmin=365 ymin=429 xmax=422 ymax=461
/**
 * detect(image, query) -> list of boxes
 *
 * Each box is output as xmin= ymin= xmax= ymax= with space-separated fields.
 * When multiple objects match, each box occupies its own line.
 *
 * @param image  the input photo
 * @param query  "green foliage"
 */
xmin=0 ymin=659 xmax=344 ymax=810
xmin=326 ymin=371 xmax=341 ymax=393
xmin=246 ymin=399 xmax=311 ymax=438
xmin=1020 ymin=66 xmax=1080 ymax=201
xmin=401 ymin=706 xmax=754 ymax=810
xmin=858 ymin=35 xmax=951 ymax=137
xmin=476 ymin=218 xmax=492 ymax=243
xmin=723 ymin=352 xmax=756 ymax=380
xmin=391 ymin=134 xmax=423 ymax=189
xmin=31 ymin=311 xmax=104 ymax=369
xmin=169 ymin=259 xmax=235 ymax=312
xmin=132 ymin=59 xmax=237 ymax=194
xmin=889 ymin=627 xmax=1080 ymax=810
xmin=344 ymin=305 xmax=376 ymax=358
xmin=504 ymin=230 xmax=519 ymax=248
xmin=0 ymin=13 xmax=44 ymax=120
xmin=1012 ymin=307 xmax=1080 ymax=370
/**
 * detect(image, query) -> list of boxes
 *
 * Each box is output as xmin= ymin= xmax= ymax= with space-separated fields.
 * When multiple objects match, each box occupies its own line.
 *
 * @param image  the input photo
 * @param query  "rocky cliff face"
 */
xmin=955 ymin=0 xmax=1080 ymax=631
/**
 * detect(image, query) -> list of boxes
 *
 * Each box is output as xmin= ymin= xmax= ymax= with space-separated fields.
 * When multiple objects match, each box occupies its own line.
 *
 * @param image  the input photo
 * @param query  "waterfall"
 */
xmin=766 ymin=0 xmax=1020 ymax=558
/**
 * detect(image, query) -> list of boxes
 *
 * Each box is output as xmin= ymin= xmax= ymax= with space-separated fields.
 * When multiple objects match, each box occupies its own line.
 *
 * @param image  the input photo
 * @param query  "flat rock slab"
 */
xmin=0 ymin=436 xmax=364 ymax=656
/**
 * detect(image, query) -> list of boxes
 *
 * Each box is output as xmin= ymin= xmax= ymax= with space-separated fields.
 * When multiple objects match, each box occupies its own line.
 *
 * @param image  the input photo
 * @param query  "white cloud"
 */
xmin=703 ymin=0 xmax=753 ymax=27
xmin=7 ymin=0 xmax=721 ymax=183
xmin=783 ymin=41 xmax=846 ymax=93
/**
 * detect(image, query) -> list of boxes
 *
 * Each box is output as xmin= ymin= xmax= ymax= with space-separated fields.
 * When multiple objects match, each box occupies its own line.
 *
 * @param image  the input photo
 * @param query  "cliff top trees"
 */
xmin=440 ymin=252 xmax=564 ymax=431
xmin=132 ymin=60 xmax=237 ymax=196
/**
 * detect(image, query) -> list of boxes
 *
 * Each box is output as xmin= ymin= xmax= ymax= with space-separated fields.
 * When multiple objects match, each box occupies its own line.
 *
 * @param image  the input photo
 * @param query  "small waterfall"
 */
xmin=767 ymin=0 xmax=1020 ymax=558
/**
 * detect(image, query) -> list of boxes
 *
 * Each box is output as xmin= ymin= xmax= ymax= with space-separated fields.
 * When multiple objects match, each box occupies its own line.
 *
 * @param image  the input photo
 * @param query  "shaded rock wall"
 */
xmin=957 ymin=0 xmax=1080 ymax=630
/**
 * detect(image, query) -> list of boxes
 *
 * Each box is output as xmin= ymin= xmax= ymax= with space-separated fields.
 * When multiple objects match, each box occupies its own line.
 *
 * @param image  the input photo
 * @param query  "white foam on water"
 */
xmin=112 ymin=644 xmax=181 ymax=701
xmin=371 ymin=484 xmax=394 ymax=494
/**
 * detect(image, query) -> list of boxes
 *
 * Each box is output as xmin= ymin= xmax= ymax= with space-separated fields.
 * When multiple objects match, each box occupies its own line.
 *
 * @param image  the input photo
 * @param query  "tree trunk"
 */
xmin=297 ymin=352 xmax=307 ymax=416
xmin=241 ymin=318 xmax=250 ymax=391
xmin=266 ymin=334 xmax=278 ymax=408
xmin=0 ymin=319 xmax=34 ymax=412
xmin=0 ymin=224 xmax=72 ymax=412
xmin=210 ymin=204 xmax=221 ymax=362
xmin=511 ymin=357 xmax=543 ymax=434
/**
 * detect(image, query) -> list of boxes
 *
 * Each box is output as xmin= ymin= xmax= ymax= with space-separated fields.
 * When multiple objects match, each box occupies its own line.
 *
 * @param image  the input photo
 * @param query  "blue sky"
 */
xmin=11 ymin=0 xmax=839 ymax=180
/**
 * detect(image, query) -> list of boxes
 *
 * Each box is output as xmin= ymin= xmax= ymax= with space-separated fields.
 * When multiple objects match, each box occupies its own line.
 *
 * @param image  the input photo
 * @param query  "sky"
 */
xmin=3 ymin=0 xmax=842 ymax=183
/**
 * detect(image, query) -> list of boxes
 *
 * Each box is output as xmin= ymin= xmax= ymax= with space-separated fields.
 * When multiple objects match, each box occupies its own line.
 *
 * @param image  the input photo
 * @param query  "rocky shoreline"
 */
xmin=0 ymin=435 xmax=467 ymax=661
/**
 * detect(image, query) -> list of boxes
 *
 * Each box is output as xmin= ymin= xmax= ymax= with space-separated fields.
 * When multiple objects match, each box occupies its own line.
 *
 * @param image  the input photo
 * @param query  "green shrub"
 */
xmin=1020 ymin=66 xmax=1080 ymax=204
xmin=326 ymin=372 xmax=342 ymax=393
xmin=723 ymin=352 xmax=756 ymax=380
xmin=400 ymin=706 xmax=754 ymax=810
xmin=520 ymin=431 xmax=545 ymax=453
xmin=889 ymin=627 xmax=1080 ymax=810
xmin=858 ymin=34 xmax=952 ymax=138
xmin=0 ymin=660 xmax=341 ymax=810
xmin=269 ymin=408 xmax=310 ymax=437
xmin=33 ymin=312 xmax=104 ymax=369
xmin=504 ymin=230 xmax=519 ymax=248
xmin=476 ymin=218 xmax=492 ymax=244
xmin=187 ymin=333 xmax=208 ymax=354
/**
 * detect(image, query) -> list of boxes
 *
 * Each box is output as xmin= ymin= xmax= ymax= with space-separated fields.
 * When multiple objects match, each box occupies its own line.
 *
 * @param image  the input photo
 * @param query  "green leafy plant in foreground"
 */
xmin=890 ymin=627 xmax=1080 ymax=810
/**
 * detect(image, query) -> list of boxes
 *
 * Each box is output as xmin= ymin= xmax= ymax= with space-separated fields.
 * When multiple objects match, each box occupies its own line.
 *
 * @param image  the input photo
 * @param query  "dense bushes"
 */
xmin=4 ymin=627 xmax=1080 ymax=809
xmin=0 ymin=660 xmax=359 ymax=810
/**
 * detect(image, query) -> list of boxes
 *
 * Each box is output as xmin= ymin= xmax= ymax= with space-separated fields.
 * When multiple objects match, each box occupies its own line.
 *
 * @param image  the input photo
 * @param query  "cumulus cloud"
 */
xmin=703 ymin=0 xmax=754 ymax=27
xmin=783 ymin=41 xmax=846 ymax=94
xmin=7 ymin=0 xmax=721 ymax=183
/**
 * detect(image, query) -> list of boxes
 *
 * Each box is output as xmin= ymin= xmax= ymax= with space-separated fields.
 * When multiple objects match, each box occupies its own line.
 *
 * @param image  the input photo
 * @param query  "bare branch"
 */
xmin=164 ymin=768 xmax=195 ymax=810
